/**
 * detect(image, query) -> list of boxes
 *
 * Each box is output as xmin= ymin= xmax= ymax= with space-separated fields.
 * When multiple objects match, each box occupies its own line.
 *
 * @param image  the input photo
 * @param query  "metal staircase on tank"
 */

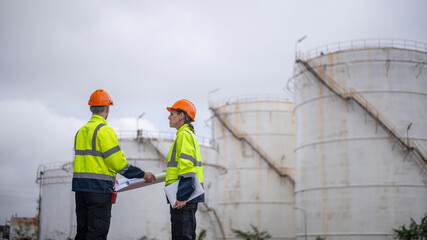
xmin=296 ymin=59 xmax=427 ymax=175
xmin=146 ymin=138 xmax=168 ymax=161
xmin=137 ymin=131 xmax=168 ymax=161
xmin=209 ymin=106 xmax=295 ymax=185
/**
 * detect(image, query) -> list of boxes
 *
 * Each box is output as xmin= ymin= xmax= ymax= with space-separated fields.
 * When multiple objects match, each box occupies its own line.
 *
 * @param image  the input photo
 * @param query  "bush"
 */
xmin=232 ymin=224 xmax=272 ymax=240
xmin=393 ymin=215 xmax=427 ymax=240
xmin=198 ymin=229 xmax=207 ymax=240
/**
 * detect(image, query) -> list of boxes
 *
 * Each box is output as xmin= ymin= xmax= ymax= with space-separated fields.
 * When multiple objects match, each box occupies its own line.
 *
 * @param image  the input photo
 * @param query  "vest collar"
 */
xmin=90 ymin=114 xmax=108 ymax=125
xmin=176 ymin=123 xmax=190 ymax=136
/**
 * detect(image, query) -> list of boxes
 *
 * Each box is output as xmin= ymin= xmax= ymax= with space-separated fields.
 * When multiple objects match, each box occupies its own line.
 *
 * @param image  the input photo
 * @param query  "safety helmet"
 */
xmin=88 ymin=89 xmax=114 ymax=106
xmin=167 ymin=99 xmax=196 ymax=121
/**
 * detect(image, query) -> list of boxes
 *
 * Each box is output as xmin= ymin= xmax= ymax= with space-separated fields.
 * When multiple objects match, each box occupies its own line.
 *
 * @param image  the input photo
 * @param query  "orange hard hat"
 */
xmin=167 ymin=99 xmax=196 ymax=121
xmin=88 ymin=89 xmax=114 ymax=106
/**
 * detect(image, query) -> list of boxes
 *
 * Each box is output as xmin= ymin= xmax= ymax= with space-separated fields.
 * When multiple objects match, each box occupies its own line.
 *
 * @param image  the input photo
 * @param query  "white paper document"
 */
xmin=164 ymin=177 xmax=204 ymax=207
xmin=115 ymin=172 xmax=166 ymax=192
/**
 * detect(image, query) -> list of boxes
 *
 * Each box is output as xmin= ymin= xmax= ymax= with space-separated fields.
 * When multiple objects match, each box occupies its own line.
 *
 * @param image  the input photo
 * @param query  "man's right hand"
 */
xmin=143 ymin=172 xmax=156 ymax=183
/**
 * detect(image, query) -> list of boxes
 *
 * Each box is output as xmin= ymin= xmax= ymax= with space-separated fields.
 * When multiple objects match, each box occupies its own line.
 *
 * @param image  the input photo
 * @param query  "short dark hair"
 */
xmin=90 ymin=106 xmax=108 ymax=113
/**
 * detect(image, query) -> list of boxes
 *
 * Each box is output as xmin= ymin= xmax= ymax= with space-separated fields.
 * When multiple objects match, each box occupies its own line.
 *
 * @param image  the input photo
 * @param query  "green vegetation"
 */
xmin=198 ymin=229 xmax=207 ymax=240
xmin=393 ymin=215 xmax=427 ymax=240
xmin=138 ymin=236 xmax=156 ymax=240
xmin=232 ymin=224 xmax=272 ymax=240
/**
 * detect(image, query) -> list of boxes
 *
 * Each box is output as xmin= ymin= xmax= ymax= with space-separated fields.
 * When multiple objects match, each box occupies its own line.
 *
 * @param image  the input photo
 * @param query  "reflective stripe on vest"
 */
xmin=74 ymin=123 xmax=122 ymax=158
xmin=185 ymin=130 xmax=196 ymax=149
xmin=117 ymin=163 xmax=130 ymax=175
xmin=183 ymin=130 xmax=202 ymax=167
xmin=180 ymin=153 xmax=203 ymax=166
xmin=167 ymin=141 xmax=178 ymax=167
xmin=179 ymin=172 xmax=196 ymax=178
xmin=166 ymin=139 xmax=203 ymax=167
xmin=73 ymin=172 xmax=116 ymax=182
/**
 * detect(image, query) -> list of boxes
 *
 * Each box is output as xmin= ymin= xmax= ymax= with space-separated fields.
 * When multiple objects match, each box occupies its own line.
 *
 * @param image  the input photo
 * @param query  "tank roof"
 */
xmin=299 ymin=38 xmax=427 ymax=60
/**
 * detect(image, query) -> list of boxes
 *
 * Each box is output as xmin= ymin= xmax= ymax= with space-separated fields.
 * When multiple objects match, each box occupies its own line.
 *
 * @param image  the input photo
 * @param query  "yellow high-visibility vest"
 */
xmin=165 ymin=124 xmax=204 ymax=186
xmin=72 ymin=114 xmax=129 ymax=193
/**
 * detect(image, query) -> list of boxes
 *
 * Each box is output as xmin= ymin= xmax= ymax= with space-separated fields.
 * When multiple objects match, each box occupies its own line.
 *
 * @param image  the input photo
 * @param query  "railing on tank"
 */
xmin=116 ymin=129 xmax=213 ymax=147
xmin=210 ymin=94 xmax=293 ymax=109
xmin=116 ymin=130 xmax=174 ymax=140
xmin=300 ymin=38 xmax=427 ymax=60
xmin=36 ymin=161 xmax=74 ymax=183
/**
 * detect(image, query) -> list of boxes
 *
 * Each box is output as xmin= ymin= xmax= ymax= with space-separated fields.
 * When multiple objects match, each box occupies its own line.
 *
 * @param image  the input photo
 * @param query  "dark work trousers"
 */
xmin=170 ymin=203 xmax=198 ymax=240
xmin=75 ymin=192 xmax=112 ymax=240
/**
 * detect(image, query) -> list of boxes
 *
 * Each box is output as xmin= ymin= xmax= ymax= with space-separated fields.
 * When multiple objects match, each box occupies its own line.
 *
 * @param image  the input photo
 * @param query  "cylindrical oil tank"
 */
xmin=37 ymin=131 xmax=222 ymax=240
xmin=293 ymin=39 xmax=427 ymax=239
xmin=37 ymin=162 xmax=75 ymax=240
xmin=210 ymin=95 xmax=295 ymax=239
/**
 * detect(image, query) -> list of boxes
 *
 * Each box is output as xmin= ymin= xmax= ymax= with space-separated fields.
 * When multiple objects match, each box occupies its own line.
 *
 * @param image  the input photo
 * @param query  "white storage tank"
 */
xmin=293 ymin=39 xmax=427 ymax=239
xmin=37 ymin=130 xmax=222 ymax=240
xmin=37 ymin=162 xmax=75 ymax=240
xmin=210 ymin=95 xmax=296 ymax=239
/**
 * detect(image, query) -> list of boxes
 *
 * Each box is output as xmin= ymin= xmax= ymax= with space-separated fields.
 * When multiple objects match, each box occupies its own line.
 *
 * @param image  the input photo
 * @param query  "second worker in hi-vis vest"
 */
xmin=166 ymin=99 xmax=204 ymax=240
xmin=72 ymin=89 xmax=156 ymax=240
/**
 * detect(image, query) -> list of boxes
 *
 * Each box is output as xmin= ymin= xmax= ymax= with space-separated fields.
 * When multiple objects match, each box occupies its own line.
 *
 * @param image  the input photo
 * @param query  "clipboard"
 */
xmin=164 ymin=177 xmax=204 ymax=207
xmin=115 ymin=172 xmax=166 ymax=192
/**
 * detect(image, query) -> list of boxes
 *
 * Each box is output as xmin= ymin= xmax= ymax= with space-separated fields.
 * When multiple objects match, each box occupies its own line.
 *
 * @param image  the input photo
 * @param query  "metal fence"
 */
xmin=209 ymin=94 xmax=292 ymax=109
xmin=116 ymin=129 xmax=213 ymax=147
xmin=300 ymin=38 xmax=427 ymax=60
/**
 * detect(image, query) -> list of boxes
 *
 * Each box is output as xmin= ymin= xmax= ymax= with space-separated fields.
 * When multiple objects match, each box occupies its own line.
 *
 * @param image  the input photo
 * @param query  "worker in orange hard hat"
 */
xmin=72 ymin=89 xmax=156 ymax=240
xmin=88 ymin=88 xmax=114 ymax=106
xmin=165 ymin=99 xmax=204 ymax=240
xmin=166 ymin=99 xmax=196 ymax=129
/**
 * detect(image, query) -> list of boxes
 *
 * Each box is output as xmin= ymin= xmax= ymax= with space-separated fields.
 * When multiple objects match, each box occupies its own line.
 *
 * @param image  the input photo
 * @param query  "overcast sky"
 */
xmin=0 ymin=0 xmax=426 ymax=223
